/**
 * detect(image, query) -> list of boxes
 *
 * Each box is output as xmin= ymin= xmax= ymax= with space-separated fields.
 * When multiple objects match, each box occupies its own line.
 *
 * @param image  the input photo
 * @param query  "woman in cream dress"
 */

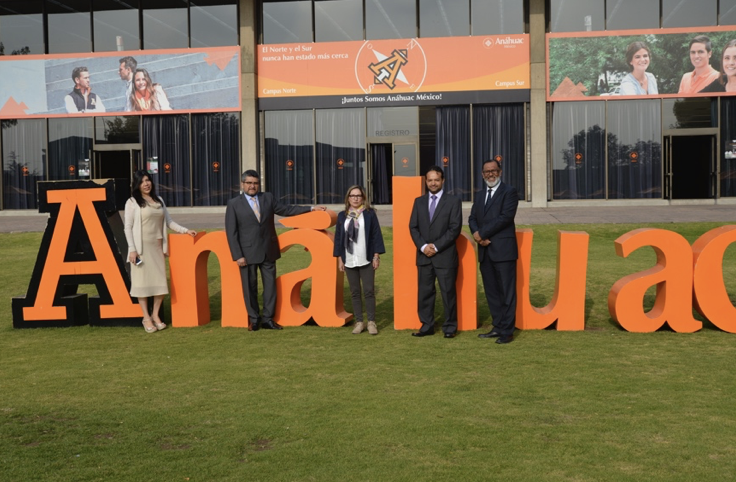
xmin=124 ymin=170 xmax=195 ymax=332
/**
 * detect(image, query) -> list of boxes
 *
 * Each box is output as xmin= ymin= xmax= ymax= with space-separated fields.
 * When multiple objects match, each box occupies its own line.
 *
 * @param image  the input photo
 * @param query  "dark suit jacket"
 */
xmin=468 ymin=181 xmax=519 ymax=263
xmin=408 ymin=191 xmax=462 ymax=268
xmin=333 ymin=209 xmax=386 ymax=263
xmin=225 ymin=192 xmax=311 ymax=264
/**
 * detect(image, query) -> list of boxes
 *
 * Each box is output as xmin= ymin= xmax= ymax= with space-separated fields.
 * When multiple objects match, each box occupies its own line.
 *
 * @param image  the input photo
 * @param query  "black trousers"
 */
xmin=238 ymin=260 xmax=277 ymax=323
xmin=344 ymin=263 xmax=376 ymax=322
xmin=479 ymin=258 xmax=517 ymax=335
xmin=417 ymin=263 xmax=458 ymax=334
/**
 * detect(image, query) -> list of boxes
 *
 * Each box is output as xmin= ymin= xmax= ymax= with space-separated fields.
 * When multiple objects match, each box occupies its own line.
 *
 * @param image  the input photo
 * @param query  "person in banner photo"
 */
xmin=225 ymin=170 xmax=326 ymax=331
xmin=64 ymin=66 xmax=106 ymax=113
xmin=678 ymin=36 xmax=720 ymax=94
xmin=130 ymin=68 xmax=172 ymax=111
xmin=333 ymin=185 xmax=386 ymax=335
xmin=118 ymin=56 xmax=138 ymax=112
xmin=124 ymin=170 xmax=197 ymax=333
xmin=701 ymin=39 xmax=736 ymax=93
xmin=618 ymin=41 xmax=658 ymax=96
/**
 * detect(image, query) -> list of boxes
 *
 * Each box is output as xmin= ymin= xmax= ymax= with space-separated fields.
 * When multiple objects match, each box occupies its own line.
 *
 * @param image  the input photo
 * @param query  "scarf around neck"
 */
xmin=345 ymin=206 xmax=365 ymax=254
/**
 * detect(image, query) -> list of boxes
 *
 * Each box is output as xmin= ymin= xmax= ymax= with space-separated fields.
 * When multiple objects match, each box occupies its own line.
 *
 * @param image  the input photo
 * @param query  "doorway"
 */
xmin=92 ymin=149 xmax=141 ymax=184
xmin=664 ymin=135 xmax=716 ymax=200
xmin=367 ymin=141 xmax=418 ymax=204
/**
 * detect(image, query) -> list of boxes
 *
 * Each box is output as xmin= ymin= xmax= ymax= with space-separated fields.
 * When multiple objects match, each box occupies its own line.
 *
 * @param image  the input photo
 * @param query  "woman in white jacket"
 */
xmin=124 ymin=170 xmax=195 ymax=332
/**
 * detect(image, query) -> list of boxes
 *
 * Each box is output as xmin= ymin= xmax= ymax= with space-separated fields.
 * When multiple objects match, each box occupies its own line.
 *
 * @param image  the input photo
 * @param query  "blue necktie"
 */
xmin=429 ymin=195 xmax=437 ymax=221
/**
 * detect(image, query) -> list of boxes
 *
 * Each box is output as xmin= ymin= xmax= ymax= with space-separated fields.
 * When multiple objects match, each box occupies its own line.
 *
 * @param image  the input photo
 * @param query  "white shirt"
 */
xmin=343 ymin=215 xmax=369 ymax=268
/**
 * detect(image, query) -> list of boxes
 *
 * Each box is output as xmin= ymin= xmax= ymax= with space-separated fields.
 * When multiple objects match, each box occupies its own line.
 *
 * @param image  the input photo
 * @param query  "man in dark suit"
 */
xmin=225 ymin=170 xmax=324 ymax=331
xmin=408 ymin=166 xmax=463 ymax=338
xmin=469 ymin=159 xmax=519 ymax=344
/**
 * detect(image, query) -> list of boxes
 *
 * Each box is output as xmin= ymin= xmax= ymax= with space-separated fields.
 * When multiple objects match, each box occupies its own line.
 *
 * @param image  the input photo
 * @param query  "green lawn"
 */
xmin=1 ymin=223 xmax=736 ymax=481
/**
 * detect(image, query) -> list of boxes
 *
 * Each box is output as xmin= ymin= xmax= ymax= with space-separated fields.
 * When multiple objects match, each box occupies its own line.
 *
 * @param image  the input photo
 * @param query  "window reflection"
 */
xmin=0 ymin=1 xmax=44 ymax=55
xmin=2 ymin=119 xmax=46 ymax=209
xmin=722 ymin=0 xmax=736 ymax=26
xmin=265 ymin=110 xmax=315 ymax=203
xmin=48 ymin=0 xmax=91 ymax=54
xmin=420 ymin=0 xmax=468 ymax=38
xmin=94 ymin=116 xmax=141 ymax=144
xmin=93 ymin=0 xmax=140 ymax=52
xmin=316 ymin=109 xmax=365 ymax=203
xmin=315 ymin=0 xmax=362 ymax=42
xmin=662 ymin=98 xmax=716 ymax=129
xmin=263 ymin=0 xmax=312 ymax=44
xmin=48 ymin=118 xmax=93 ymax=183
xmin=143 ymin=0 xmax=188 ymax=49
xmin=471 ymin=0 xmax=524 ymax=35
xmin=550 ymin=0 xmax=604 ymax=33
xmin=366 ymin=0 xmax=416 ymax=40
xmin=662 ymin=0 xmax=716 ymax=28
xmin=191 ymin=0 xmax=238 ymax=47
xmin=605 ymin=0 xmax=659 ymax=30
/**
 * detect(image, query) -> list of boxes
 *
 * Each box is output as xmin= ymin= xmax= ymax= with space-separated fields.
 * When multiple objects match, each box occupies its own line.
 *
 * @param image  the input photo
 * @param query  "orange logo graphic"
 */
xmin=369 ymin=49 xmax=408 ymax=90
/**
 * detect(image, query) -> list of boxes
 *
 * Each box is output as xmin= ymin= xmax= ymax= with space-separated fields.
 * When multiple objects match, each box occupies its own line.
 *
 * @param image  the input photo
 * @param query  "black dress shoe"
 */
xmin=411 ymin=331 xmax=435 ymax=337
xmin=261 ymin=320 xmax=283 ymax=330
xmin=495 ymin=335 xmax=513 ymax=344
xmin=478 ymin=330 xmax=501 ymax=338
xmin=444 ymin=332 xmax=456 ymax=339
xmin=248 ymin=321 xmax=260 ymax=331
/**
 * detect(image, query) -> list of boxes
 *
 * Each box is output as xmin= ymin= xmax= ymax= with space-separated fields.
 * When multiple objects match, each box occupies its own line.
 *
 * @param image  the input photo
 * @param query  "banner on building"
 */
xmin=548 ymin=25 xmax=736 ymax=101
xmin=0 ymin=46 xmax=240 ymax=118
xmin=258 ymin=35 xmax=530 ymax=110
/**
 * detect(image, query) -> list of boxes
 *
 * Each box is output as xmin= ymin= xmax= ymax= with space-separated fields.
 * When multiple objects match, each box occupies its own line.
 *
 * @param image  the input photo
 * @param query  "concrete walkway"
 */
xmin=1 ymin=203 xmax=735 ymax=233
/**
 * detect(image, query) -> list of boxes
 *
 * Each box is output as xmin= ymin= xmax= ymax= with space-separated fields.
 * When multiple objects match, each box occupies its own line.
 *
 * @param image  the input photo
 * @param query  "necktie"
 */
xmin=250 ymin=197 xmax=261 ymax=222
xmin=429 ymin=195 xmax=437 ymax=221
xmin=485 ymin=188 xmax=492 ymax=205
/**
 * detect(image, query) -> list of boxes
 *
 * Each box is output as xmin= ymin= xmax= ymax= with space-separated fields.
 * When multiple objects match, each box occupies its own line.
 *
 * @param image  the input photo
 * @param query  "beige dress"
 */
xmin=129 ymin=202 xmax=168 ymax=297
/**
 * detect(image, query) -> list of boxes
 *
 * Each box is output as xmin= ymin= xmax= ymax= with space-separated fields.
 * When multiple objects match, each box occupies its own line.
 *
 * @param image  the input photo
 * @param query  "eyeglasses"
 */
xmin=482 ymin=169 xmax=501 ymax=176
xmin=348 ymin=194 xmax=363 ymax=198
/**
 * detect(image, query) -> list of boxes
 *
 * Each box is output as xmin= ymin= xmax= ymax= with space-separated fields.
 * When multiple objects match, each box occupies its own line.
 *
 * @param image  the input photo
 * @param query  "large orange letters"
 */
xmin=692 ymin=225 xmax=736 ymax=333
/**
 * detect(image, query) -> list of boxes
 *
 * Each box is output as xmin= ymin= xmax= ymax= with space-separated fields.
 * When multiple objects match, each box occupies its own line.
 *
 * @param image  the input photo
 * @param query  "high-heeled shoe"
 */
xmin=152 ymin=318 xmax=167 ymax=331
xmin=142 ymin=318 xmax=157 ymax=333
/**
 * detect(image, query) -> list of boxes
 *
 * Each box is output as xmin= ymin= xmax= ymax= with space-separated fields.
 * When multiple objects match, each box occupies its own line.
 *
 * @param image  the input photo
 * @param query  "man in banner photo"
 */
xmin=64 ymin=66 xmax=106 ymax=114
xmin=678 ymin=35 xmax=720 ymax=94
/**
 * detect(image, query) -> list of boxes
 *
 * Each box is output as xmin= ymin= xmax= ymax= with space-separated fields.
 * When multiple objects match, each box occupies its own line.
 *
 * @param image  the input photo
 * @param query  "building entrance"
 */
xmin=367 ymin=141 xmax=418 ymax=204
xmin=664 ymin=134 xmax=716 ymax=200
xmin=91 ymin=148 xmax=141 ymax=186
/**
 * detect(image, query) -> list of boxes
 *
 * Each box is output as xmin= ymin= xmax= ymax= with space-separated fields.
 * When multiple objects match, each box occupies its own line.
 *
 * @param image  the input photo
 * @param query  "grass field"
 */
xmin=2 ymin=222 xmax=736 ymax=481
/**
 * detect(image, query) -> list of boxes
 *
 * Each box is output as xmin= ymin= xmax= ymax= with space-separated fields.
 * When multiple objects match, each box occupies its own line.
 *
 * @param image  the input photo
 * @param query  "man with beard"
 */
xmin=64 ymin=66 xmax=106 ymax=113
xmin=469 ymin=159 xmax=518 ymax=344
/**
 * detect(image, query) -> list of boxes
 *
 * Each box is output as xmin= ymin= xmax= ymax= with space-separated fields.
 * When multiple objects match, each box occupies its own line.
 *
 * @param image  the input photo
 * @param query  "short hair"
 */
xmin=119 ymin=56 xmax=137 ymax=70
xmin=689 ymin=36 xmax=712 ymax=53
xmin=343 ymin=185 xmax=371 ymax=212
xmin=241 ymin=170 xmax=260 ymax=182
xmin=482 ymin=159 xmax=501 ymax=171
xmin=625 ymin=41 xmax=651 ymax=72
xmin=71 ymin=66 xmax=88 ymax=82
xmin=426 ymin=165 xmax=444 ymax=179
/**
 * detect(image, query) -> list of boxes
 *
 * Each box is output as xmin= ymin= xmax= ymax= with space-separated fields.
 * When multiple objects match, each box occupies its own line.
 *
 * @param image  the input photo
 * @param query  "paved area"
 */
xmin=1 ymin=203 xmax=735 ymax=233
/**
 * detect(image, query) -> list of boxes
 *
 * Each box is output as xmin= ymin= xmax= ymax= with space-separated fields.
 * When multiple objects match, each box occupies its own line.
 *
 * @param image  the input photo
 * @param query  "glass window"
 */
xmin=263 ymin=0 xmax=312 ymax=44
xmin=192 ymin=113 xmax=241 ymax=206
xmin=366 ymin=0 xmax=416 ymax=40
xmin=367 ymin=107 xmax=419 ymax=137
xmin=48 ymin=118 xmax=93 ymax=182
xmin=663 ymin=0 xmax=716 ymax=28
xmin=607 ymin=100 xmax=662 ymax=199
xmin=551 ymin=102 xmax=606 ymax=200
xmin=265 ymin=110 xmax=314 ymax=204
xmin=0 ymin=1 xmax=44 ymax=55
xmin=142 ymin=115 xmax=191 ymax=207
xmin=316 ymin=109 xmax=365 ymax=204
xmin=315 ymin=0 xmax=362 ymax=42
xmin=2 ymin=119 xmax=46 ymax=209
xmin=606 ymin=0 xmax=659 ymax=30
xmin=720 ymin=97 xmax=736 ymax=196
xmin=662 ymin=98 xmax=717 ymax=129
xmin=93 ymin=0 xmax=140 ymax=52
xmin=721 ymin=0 xmax=736 ymax=25
xmin=143 ymin=0 xmax=188 ymax=49
xmin=48 ymin=0 xmax=92 ymax=54
xmin=191 ymin=0 xmax=238 ymax=48
xmin=95 ymin=116 xmax=140 ymax=144
xmin=420 ymin=0 xmax=468 ymax=38
xmin=472 ymin=0 xmax=524 ymax=35
xmin=550 ymin=0 xmax=604 ymax=33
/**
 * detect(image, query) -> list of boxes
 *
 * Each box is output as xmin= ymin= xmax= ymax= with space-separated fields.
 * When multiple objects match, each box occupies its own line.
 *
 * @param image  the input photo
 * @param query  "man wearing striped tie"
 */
xmin=225 ymin=170 xmax=325 ymax=331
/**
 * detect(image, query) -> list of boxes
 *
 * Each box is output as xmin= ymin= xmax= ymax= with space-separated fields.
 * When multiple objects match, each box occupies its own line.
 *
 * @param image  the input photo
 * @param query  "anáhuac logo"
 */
xmin=355 ymin=39 xmax=427 ymax=94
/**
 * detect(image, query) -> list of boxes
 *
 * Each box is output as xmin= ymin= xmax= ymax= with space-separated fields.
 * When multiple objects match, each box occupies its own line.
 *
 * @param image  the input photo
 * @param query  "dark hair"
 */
xmin=241 ymin=170 xmax=260 ymax=182
xmin=131 ymin=170 xmax=158 ymax=207
xmin=689 ymin=35 xmax=712 ymax=53
xmin=130 ymin=68 xmax=162 ymax=111
xmin=426 ymin=165 xmax=444 ymax=179
xmin=482 ymin=159 xmax=502 ymax=171
xmin=71 ymin=66 xmax=88 ymax=82
xmin=719 ymin=39 xmax=736 ymax=85
xmin=119 ymin=56 xmax=137 ymax=71
xmin=343 ymin=185 xmax=372 ymax=212
xmin=625 ymin=42 xmax=651 ymax=72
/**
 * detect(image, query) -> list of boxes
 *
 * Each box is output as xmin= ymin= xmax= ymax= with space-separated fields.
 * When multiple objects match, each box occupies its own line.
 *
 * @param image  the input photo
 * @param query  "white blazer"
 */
xmin=123 ymin=196 xmax=188 ymax=259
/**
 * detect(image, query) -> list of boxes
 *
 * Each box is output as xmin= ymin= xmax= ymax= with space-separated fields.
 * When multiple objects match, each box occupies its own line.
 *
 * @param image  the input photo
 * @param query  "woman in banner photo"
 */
xmin=129 ymin=68 xmax=172 ymax=111
xmin=618 ymin=41 xmax=659 ymax=96
xmin=124 ymin=170 xmax=196 ymax=333
xmin=333 ymin=185 xmax=386 ymax=335
xmin=702 ymin=39 xmax=736 ymax=93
